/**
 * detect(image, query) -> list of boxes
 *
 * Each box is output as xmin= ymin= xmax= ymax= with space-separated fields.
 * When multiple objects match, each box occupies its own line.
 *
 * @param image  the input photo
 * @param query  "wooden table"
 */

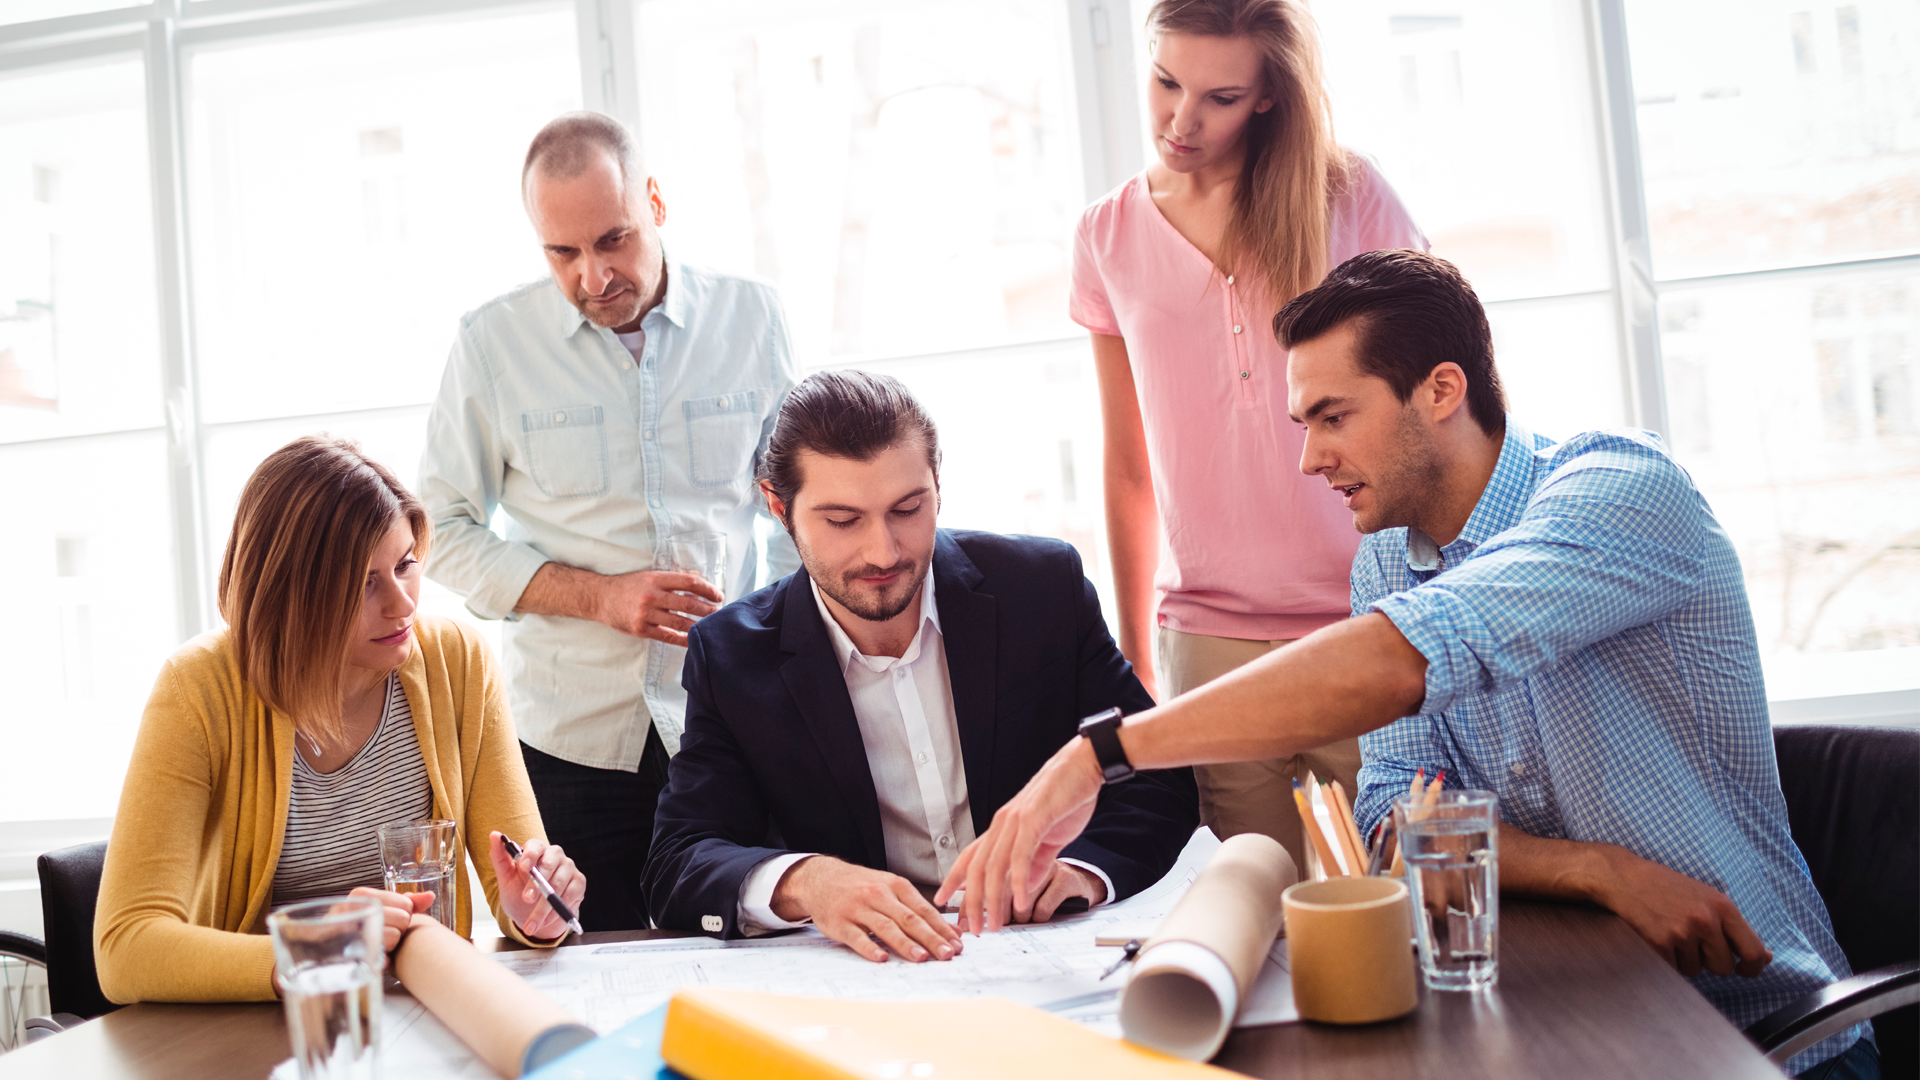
xmin=0 ymin=901 xmax=1783 ymax=1080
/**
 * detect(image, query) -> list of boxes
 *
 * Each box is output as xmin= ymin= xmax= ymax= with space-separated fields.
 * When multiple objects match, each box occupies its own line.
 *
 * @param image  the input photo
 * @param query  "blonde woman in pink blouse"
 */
xmin=1071 ymin=0 xmax=1426 ymax=876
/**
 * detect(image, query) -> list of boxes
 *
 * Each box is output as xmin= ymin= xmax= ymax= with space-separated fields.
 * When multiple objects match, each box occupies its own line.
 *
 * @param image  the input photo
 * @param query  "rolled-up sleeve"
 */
xmin=418 ymin=323 xmax=551 ymax=620
xmin=1370 ymin=437 xmax=1709 ymax=716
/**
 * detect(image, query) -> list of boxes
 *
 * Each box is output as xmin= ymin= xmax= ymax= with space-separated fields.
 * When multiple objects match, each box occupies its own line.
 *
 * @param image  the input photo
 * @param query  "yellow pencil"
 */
xmin=1293 ymin=778 xmax=1344 ymax=878
xmin=1328 ymin=780 xmax=1368 ymax=876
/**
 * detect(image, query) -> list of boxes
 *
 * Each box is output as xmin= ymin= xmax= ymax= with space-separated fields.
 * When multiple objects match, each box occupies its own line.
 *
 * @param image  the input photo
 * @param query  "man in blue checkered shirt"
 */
xmin=939 ymin=250 xmax=1872 ymax=1079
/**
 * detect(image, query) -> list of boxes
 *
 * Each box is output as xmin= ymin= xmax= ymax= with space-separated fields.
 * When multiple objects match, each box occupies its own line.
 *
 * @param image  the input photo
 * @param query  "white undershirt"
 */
xmin=737 ymin=561 xmax=1112 ymax=931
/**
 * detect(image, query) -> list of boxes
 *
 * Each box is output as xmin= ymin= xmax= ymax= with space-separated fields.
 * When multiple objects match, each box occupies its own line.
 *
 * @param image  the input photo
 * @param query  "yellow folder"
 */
xmin=661 ymin=987 xmax=1240 ymax=1080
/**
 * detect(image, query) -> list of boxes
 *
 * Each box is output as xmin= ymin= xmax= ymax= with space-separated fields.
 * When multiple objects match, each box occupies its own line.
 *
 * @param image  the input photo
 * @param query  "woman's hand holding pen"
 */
xmin=488 ymin=831 xmax=586 ymax=940
xmin=348 ymin=885 xmax=436 ymax=952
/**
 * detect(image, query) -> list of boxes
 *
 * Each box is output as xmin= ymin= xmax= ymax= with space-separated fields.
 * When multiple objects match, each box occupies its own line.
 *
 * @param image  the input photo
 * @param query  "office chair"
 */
xmin=21 ymin=840 xmax=117 ymax=1041
xmin=1746 ymin=725 xmax=1920 ymax=1073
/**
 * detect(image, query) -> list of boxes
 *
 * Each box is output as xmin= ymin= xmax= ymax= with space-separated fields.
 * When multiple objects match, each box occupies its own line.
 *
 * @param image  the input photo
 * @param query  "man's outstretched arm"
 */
xmin=938 ymin=611 xmax=1429 ymax=932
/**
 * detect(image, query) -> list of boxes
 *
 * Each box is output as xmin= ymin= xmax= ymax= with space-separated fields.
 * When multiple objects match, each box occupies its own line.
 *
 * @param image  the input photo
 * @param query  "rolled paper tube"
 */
xmin=393 ymin=919 xmax=594 ymax=1078
xmin=1120 ymin=832 xmax=1295 ymax=1061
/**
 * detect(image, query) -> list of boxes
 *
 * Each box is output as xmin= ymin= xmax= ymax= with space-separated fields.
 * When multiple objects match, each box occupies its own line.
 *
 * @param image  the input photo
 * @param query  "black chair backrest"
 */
xmin=1772 ymin=724 xmax=1918 ymax=1076
xmin=36 ymin=840 xmax=117 ymax=1020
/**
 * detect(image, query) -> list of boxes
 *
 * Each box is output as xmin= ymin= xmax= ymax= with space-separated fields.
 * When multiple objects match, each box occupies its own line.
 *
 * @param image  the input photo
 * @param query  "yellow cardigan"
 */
xmin=95 ymin=616 xmax=551 ymax=1004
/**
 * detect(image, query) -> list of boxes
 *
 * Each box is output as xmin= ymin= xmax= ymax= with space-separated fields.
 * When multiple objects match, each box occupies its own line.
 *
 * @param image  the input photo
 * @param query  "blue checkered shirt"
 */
xmin=1348 ymin=418 xmax=1861 ymax=1072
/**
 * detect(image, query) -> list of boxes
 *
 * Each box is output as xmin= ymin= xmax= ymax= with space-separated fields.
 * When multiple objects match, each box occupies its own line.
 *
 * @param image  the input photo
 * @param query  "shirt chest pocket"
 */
xmin=684 ymin=391 xmax=763 ymax=488
xmin=522 ymin=405 xmax=610 ymax=498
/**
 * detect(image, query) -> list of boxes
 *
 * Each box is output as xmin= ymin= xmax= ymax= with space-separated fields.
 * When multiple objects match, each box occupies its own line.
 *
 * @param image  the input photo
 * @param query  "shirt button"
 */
xmin=621 ymin=360 xmax=631 ymax=370
xmin=1511 ymin=762 xmax=1529 ymax=777
xmin=916 ymin=752 xmax=929 ymax=765
xmin=554 ymin=411 xmax=566 ymax=422
xmin=1226 ymin=275 xmax=1235 ymax=285
xmin=650 ymin=498 xmax=662 ymax=507
xmin=938 ymin=835 xmax=952 ymax=849
xmin=644 ymin=429 xmax=654 ymax=440
xmin=1240 ymin=371 xmax=1250 ymax=379
xmin=1232 ymin=325 xmax=1243 ymax=334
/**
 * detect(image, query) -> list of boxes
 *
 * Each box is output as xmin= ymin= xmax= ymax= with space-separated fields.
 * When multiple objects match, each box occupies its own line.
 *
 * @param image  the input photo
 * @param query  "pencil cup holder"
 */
xmin=1282 ymin=876 xmax=1419 ymax=1024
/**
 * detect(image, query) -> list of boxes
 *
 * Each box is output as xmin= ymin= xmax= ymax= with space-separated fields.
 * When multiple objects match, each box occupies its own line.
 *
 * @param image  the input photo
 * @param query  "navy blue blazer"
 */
xmin=643 ymin=529 xmax=1199 ymax=938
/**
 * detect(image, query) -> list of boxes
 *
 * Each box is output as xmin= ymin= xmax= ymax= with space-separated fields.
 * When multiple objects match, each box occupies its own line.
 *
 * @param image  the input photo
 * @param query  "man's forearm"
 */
xmin=514 ymin=562 xmax=604 ymax=622
xmin=1494 ymin=824 xmax=1618 ymax=904
xmin=1117 ymin=612 xmax=1429 ymax=768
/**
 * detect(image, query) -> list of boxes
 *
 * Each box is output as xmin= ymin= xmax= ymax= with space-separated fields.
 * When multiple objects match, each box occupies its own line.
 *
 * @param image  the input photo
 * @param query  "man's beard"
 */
xmin=1355 ymin=406 xmax=1446 ymax=535
xmin=803 ymin=547 xmax=928 ymax=623
xmin=574 ymin=277 xmax=645 ymax=329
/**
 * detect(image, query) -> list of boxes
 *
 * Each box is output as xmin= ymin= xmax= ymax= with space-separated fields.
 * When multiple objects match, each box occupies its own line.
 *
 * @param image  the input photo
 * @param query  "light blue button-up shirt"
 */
xmin=418 ymin=261 xmax=799 ymax=767
xmin=1349 ymin=419 xmax=1860 ymax=1072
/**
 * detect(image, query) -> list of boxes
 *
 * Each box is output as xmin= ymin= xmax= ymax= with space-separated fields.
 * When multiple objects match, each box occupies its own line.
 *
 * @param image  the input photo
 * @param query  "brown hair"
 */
xmin=758 ymin=370 xmax=941 ymax=527
xmin=1274 ymin=249 xmax=1507 ymax=437
xmin=217 ymin=436 xmax=429 ymax=748
xmin=1146 ymin=0 xmax=1347 ymax=308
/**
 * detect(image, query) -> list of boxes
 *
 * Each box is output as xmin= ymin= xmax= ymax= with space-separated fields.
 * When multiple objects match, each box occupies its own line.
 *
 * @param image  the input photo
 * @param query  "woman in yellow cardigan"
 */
xmin=96 ymin=435 xmax=587 ymax=1003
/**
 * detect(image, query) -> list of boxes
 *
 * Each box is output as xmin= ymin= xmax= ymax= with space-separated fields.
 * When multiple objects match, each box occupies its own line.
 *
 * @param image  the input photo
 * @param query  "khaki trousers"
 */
xmin=1158 ymin=626 xmax=1363 ymax=880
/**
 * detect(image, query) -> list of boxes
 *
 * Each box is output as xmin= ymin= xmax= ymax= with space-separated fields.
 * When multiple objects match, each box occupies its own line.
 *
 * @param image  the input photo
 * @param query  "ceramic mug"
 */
xmin=1282 ymin=876 xmax=1419 ymax=1024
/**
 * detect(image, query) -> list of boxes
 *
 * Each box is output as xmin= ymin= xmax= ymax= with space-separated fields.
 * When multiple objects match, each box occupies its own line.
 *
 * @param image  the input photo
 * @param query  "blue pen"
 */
xmin=501 ymin=835 xmax=585 ymax=937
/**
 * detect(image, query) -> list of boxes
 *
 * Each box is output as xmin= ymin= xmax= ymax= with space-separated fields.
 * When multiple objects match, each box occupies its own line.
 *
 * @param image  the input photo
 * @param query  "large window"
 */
xmin=1627 ymin=0 xmax=1920 ymax=684
xmin=0 ymin=0 xmax=1914 ymax=833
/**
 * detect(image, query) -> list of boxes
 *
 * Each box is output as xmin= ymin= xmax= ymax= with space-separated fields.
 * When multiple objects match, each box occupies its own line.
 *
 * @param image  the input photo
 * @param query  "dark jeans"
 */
xmin=520 ymin=725 xmax=669 ymax=932
xmin=1797 ymin=1035 xmax=1880 ymax=1080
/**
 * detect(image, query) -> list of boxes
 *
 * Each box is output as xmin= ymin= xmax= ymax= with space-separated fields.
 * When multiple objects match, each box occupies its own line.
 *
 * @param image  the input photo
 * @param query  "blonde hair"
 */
xmin=1147 ymin=0 xmax=1349 ymax=308
xmin=217 ymin=436 xmax=429 ymax=750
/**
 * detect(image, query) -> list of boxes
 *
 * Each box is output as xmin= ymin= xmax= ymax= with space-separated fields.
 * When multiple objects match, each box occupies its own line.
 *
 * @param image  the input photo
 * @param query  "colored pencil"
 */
xmin=1327 ymin=780 xmax=1368 ymax=878
xmin=1293 ymin=777 xmax=1344 ymax=879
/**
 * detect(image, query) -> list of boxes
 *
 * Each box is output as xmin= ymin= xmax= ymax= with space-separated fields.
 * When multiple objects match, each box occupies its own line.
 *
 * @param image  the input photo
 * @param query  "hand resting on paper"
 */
xmin=771 ymin=856 xmax=964 ymax=964
xmin=1496 ymin=824 xmax=1772 ymax=979
xmin=1004 ymin=861 xmax=1108 ymax=926
xmin=488 ymin=831 xmax=586 ymax=941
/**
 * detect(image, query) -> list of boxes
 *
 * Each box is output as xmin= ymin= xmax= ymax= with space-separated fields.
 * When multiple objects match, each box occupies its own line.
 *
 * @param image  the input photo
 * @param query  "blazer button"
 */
xmin=702 ymin=915 xmax=724 ymax=932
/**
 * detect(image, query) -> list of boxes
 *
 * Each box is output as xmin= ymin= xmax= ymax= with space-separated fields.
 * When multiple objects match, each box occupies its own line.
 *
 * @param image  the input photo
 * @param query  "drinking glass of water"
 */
xmin=1394 ymin=789 xmax=1499 ymax=990
xmin=658 ymin=531 xmax=728 ymax=603
xmin=378 ymin=818 xmax=458 ymax=930
xmin=267 ymin=896 xmax=385 ymax=1080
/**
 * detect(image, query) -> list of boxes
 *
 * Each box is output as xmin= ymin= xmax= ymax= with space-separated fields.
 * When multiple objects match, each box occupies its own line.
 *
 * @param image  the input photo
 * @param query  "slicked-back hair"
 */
xmin=759 ymin=371 xmax=941 ymax=525
xmin=1273 ymin=249 xmax=1507 ymax=437
xmin=521 ymin=111 xmax=643 ymax=202
xmin=218 ymin=436 xmax=429 ymax=750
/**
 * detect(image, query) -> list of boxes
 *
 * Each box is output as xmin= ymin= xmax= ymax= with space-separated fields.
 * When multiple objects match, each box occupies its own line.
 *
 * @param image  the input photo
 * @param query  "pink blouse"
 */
xmin=1070 ymin=157 xmax=1428 ymax=640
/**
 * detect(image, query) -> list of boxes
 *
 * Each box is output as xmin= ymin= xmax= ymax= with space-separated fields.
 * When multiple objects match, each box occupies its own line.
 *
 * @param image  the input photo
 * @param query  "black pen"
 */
xmin=501 ymin=835 xmax=584 ymax=937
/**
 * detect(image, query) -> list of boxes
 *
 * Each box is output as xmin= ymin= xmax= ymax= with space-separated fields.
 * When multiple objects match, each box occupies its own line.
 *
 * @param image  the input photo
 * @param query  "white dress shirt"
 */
xmin=737 ymin=562 xmax=1112 ymax=932
xmin=418 ymin=260 xmax=800 ymax=767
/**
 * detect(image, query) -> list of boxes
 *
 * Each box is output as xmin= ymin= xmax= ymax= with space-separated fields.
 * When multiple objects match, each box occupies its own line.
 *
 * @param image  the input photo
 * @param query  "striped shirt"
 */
xmin=271 ymin=673 xmax=433 ymax=906
xmin=1348 ymin=418 xmax=1862 ymax=1073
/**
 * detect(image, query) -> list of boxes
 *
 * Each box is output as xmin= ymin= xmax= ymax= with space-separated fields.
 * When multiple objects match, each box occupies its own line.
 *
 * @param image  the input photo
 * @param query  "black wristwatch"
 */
xmin=1078 ymin=707 xmax=1135 ymax=784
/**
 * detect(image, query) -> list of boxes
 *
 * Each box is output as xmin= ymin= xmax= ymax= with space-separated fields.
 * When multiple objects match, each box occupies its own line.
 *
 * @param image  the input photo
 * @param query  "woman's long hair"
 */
xmin=1147 ymin=0 xmax=1348 ymax=308
xmin=217 ymin=436 xmax=429 ymax=750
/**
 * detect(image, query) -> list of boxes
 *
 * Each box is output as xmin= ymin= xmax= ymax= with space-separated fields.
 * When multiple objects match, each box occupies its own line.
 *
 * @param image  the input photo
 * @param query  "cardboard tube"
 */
xmin=1119 ymin=833 xmax=1295 ymax=1060
xmin=393 ymin=920 xmax=593 ymax=1078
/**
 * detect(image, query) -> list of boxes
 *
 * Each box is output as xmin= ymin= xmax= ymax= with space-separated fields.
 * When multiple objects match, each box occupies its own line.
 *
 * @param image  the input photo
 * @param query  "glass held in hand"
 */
xmin=378 ymin=818 xmax=458 ymax=930
xmin=1393 ymin=788 xmax=1500 ymax=991
xmin=267 ymin=896 xmax=386 ymax=1080
xmin=657 ymin=531 xmax=728 ymax=605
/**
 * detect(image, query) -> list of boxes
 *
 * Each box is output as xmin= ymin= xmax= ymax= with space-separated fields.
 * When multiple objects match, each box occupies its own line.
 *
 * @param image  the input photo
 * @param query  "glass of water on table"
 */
xmin=1393 ymin=789 xmax=1499 ymax=990
xmin=378 ymin=818 xmax=458 ymax=929
xmin=268 ymin=896 xmax=386 ymax=1080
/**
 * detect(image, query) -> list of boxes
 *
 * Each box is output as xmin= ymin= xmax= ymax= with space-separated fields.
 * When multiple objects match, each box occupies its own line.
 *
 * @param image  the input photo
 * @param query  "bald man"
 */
xmin=418 ymin=111 xmax=799 ymax=930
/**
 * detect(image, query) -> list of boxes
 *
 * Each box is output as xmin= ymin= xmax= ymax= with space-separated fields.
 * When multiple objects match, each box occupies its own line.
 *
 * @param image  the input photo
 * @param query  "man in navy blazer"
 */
xmin=642 ymin=371 xmax=1198 ymax=963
